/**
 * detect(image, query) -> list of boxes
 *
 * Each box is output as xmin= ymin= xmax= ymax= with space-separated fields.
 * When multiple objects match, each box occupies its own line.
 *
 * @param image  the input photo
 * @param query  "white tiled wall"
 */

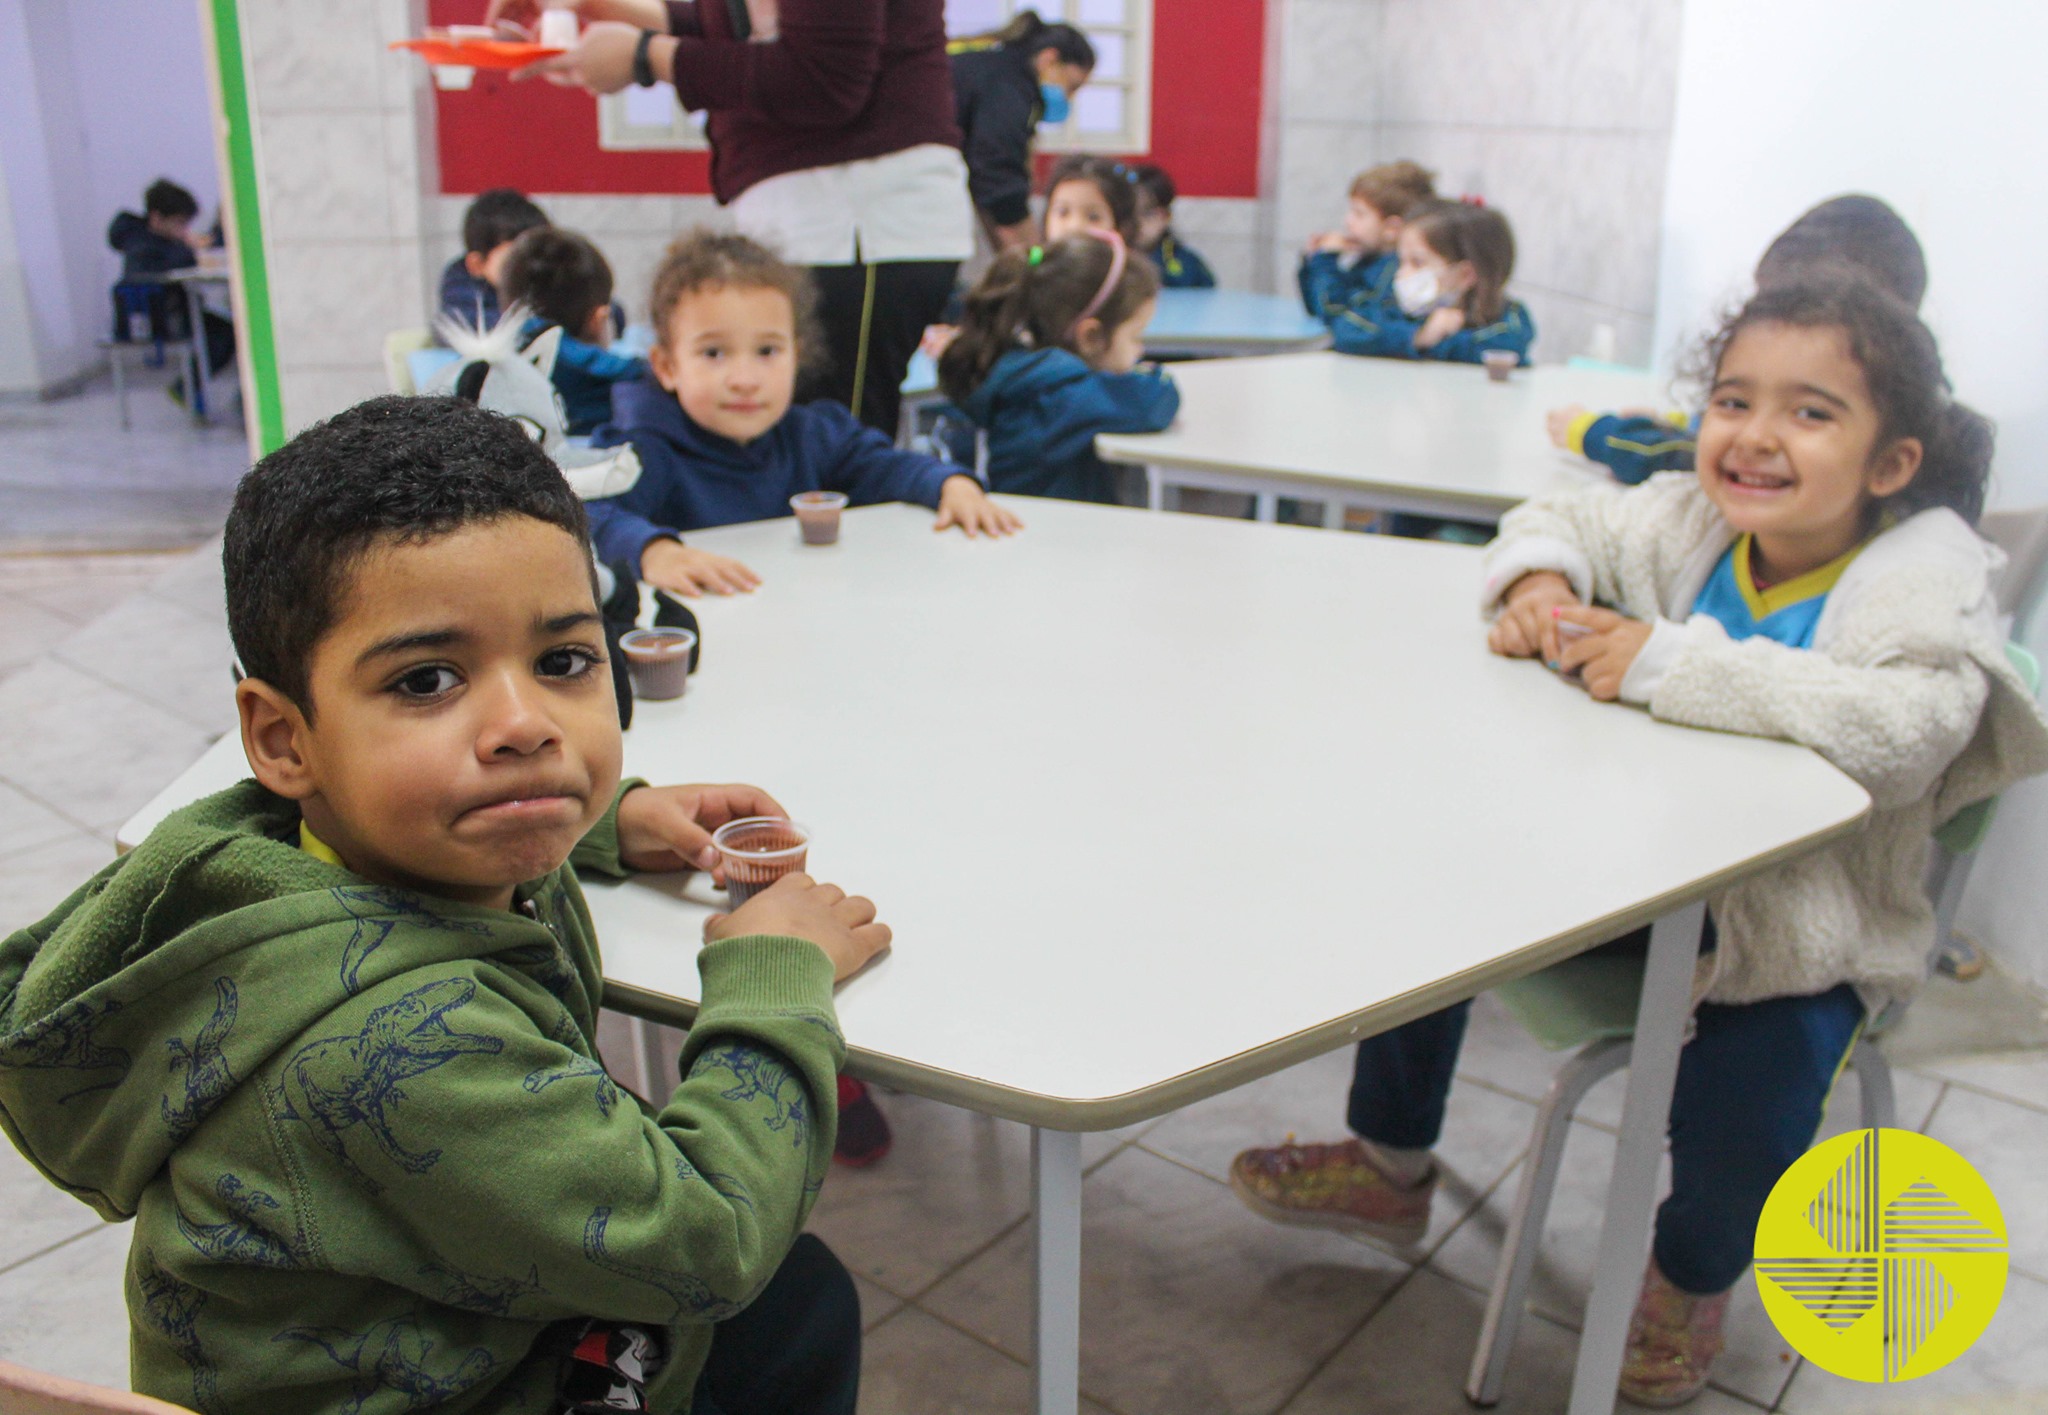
xmin=1263 ymin=0 xmax=1681 ymax=368
xmin=242 ymin=0 xmax=439 ymax=432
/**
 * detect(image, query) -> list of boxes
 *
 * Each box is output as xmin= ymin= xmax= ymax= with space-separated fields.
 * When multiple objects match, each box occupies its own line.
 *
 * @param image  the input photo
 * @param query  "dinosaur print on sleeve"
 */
xmin=0 ymin=995 xmax=130 ymax=1104
xmin=275 ymin=1315 xmax=495 ymax=1415
xmin=581 ymin=1207 xmax=743 ymax=1322
xmin=137 ymin=1248 xmax=221 ymax=1415
xmin=175 ymin=1173 xmax=301 ymax=1269
xmin=689 ymin=1043 xmax=811 ymax=1148
xmin=332 ymin=887 xmax=494 ymax=998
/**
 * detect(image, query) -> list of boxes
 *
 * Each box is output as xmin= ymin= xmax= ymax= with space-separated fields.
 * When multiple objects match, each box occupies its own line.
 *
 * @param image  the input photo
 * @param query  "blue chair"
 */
xmin=1463 ymin=641 xmax=2041 ymax=1407
xmin=99 ymin=279 xmax=198 ymax=430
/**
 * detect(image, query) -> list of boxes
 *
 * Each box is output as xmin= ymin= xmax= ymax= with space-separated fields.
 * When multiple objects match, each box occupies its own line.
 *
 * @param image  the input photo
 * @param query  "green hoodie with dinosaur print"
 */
xmin=0 ymin=780 xmax=842 ymax=1415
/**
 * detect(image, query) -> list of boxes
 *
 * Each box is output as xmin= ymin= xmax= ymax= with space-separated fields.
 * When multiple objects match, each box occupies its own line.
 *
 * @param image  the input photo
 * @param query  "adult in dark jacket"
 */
xmin=105 ymin=179 xmax=234 ymax=376
xmin=496 ymin=0 xmax=974 ymax=438
xmin=949 ymin=12 xmax=1095 ymax=252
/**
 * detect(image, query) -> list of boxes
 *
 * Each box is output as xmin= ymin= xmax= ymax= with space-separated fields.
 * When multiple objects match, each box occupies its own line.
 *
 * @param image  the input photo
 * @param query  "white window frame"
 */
xmin=594 ymin=0 xmax=1154 ymax=155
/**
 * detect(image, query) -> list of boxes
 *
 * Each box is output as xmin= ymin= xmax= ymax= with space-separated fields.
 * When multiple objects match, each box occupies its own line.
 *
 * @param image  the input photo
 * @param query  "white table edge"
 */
xmin=598 ymin=792 xmax=1868 ymax=1132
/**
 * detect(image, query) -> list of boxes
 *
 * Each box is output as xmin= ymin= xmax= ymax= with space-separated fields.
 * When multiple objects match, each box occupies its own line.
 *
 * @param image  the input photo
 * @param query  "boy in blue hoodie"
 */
xmin=587 ymin=231 xmax=1020 ymax=600
xmin=439 ymin=188 xmax=550 ymax=334
xmin=1296 ymin=161 xmax=1437 ymax=325
xmin=502 ymin=228 xmax=651 ymax=436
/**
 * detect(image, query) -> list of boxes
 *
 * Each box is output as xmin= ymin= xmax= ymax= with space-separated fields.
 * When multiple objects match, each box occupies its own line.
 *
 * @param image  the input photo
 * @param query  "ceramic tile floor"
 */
xmin=3 ymin=541 xmax=2048 ymax=1412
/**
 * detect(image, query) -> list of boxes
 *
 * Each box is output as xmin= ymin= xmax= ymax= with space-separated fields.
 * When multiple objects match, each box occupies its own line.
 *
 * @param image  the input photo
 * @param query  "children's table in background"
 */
xmin=165 ymin=266 xmax=232 ymax=424
xmin=117 ymin=502 xmax=1867 ymax=1415
xmin=1141 ymin=287 xmax=1331 ymax=358
xmin=1096 ymin=350 xmax=1671 ymax=525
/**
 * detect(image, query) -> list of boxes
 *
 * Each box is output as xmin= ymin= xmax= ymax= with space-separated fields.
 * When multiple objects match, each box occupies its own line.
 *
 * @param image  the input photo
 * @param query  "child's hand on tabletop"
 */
xmin=934 ymin=476 xmax=1024 ymax=538
xmin=1552 ymin=606 xmax=1653 ymax=702
xmin=641 ymin=539 xmax=762 ymax=597
xmin=1306 ymin=231 xmax=1353 ymax=256
xmin=617 ymin=783 xmax=790 ymax=877
xmin=918 ymin=324 xmax=959 ymax=360
xmin=1488 ymin=570 xmax=1580 ymax=660
xmin=706 ymin=874 xmax=893 ymax=982
xmin=1415 ymin=306 xmax=1466 ymax=350
xmin=1546 ymin=404 xmax=1588 ymax=449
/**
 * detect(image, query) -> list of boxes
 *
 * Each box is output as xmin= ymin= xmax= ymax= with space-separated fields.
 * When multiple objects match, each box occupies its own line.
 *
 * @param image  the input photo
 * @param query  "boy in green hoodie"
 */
xmin=0 ymin=396 xmax=889 ymax=1415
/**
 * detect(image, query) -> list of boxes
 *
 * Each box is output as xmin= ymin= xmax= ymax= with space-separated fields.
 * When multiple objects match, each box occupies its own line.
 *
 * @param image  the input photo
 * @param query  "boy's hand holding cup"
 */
xmin=1488 ymin=570 xmax=1580 ymax=661
xmin=706 ymin=873 xmax=892 ymax=983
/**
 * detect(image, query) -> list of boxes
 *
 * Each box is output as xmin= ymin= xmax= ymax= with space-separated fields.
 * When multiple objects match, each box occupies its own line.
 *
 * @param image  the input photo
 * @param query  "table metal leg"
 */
xmin=1031 ymin=1126 xmax=1083 ymax=1415
xmin=1146 ymin=466 xmax=1165 ymax=512
xmin=1567 ymin=899 xmax=1703 ymax=1415
xmin=1254 ymin=492 xmax=1278 ymax=522
xmin=185 ymin=282 xmax=211 ymax=423
xmin=634 ymin=1016 xmax=665 ymax=1098
xmin=1321 ymin=500 xmax=1346 ymax=530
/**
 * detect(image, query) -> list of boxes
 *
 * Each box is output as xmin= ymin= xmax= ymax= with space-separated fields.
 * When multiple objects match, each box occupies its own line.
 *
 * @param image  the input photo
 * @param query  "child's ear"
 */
xmin=1382 ymin=216 xmax=1404 ymax=243
xmin=1071 ymin=315 xmax=1107 ymax=358
xmin=1870 ymin=437 xmax=1925 ymax=498
xmin=237 ymin=678 xmax=317 ymax=802
xmin=464 ymin=250 xmax=489 ymax=279
xmin=1445 ymin=259 xmax=1479 ymax=295
xmin=649 ymin=341 xmax=678 ymax=391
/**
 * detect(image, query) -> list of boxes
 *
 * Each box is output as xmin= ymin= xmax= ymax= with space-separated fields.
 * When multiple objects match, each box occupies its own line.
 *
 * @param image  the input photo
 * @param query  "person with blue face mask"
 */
xmin=951 ymin=11 xmax=1096 ymax=252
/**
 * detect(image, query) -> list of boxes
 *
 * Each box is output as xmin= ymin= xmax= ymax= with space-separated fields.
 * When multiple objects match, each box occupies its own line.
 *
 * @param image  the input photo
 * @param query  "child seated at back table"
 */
xmin=1297 ymin=160 xmax=1437 ymax=322
xmin=106 ymin=177 xmax=236 ymax=385
xmin=1549 ymin=194 xmax=1930 ymax=484
xmin=940 ymin=230 xmax=1179 ymax=505
xmin=501 ymin=227 xmax=651 ymax=436
xmin=1327 ymin=197 xmax=1535 ymax=365
xmin=587 ymin=229 xmax=1019 ymax=599
xmin=0 ymin=395 xmax=891 ymax=1415
xmin=440 ymin=186 xmax=549 ymax=333
xmin=1130 ymin=163 xmax=1214 ymax=289
xmin=1043 ymin=153 xmax=1142 ymax=245
xmin=1230 ymin=269 xmax=2048 ymax=1407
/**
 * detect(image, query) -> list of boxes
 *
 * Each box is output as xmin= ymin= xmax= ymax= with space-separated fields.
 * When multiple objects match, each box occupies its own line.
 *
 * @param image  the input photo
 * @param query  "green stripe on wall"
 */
xmin=207 ymin=0 xmax=285 ymax=452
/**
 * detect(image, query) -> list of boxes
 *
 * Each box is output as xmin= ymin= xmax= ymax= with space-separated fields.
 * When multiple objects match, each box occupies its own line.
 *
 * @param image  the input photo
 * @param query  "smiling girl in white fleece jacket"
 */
xmin=1231 ymin=270 xmax=2048 ymax=1407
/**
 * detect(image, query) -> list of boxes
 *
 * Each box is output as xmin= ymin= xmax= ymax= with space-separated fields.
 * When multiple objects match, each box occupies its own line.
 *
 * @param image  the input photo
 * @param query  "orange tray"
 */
xmin=391 ymin=36 xmax=563 ymax=69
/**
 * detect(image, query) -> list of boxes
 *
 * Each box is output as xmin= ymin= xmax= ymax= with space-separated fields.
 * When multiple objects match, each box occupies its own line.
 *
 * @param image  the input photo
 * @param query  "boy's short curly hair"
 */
xmin=502 ymin=228 xmax=615 ymax=333
xmin=648 ymin=228 xmax=824 ymax=370
xmin=1349 ymin=161 xmax=1437 ymax=220
xmin=144 ymin=179 xmax=199 ymax=221
xmin=223 ymin=396 xmax=591 ymax=714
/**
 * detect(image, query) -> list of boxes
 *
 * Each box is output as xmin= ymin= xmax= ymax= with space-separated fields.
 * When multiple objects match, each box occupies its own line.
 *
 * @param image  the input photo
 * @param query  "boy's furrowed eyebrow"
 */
xmin=357 ymin=628 xmax=466 ymax=667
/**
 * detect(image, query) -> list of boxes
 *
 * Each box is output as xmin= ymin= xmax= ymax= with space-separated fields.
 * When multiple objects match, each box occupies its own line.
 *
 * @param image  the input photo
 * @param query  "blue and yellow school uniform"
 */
xmin=1296 ymin=249 xmax=1395 ymax=320
xmin=1326 ymin=291 xmax=1536 ymax=364
xmin=1565 ymin=408 xmax=1697 ymax=485
xmin=1149 ymin=233 xmax=1216 ymax=289
xmin=1692 ymin=532 xmax=1864 ymax=648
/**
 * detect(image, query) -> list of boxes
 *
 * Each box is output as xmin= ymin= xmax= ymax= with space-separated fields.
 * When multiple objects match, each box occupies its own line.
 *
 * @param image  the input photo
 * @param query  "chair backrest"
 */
xmin=383 ymin=327 xmax=435 ymax=395
xmin=0 ymin=1361 xmax=198 ymax=1415
xmin=1980 ymin=504 xmax=2048 ymax=633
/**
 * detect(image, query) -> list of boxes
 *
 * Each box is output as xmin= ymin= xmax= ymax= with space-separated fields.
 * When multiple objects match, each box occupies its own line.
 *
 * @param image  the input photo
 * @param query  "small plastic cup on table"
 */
xmin=619 ymin=627 xmax=696 ymax=701
xmin=1482 ymin=350 xmax=1518 ymax=383
xmin=713 ymin=817 xmax=811 ymax=908
xmin=790 ymin=491 xmax=849 ymax=545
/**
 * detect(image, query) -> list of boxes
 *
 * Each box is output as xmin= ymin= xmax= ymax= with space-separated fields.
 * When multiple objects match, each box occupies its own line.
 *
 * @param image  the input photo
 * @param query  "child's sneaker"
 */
xmin=1227 ymin=1137 xmax=1434 ymax=1246
xmin=833 ymin=1076 xmax=891 ymax=1167
xmin=1618 ymin=1260 xmax=1728 ymax=1407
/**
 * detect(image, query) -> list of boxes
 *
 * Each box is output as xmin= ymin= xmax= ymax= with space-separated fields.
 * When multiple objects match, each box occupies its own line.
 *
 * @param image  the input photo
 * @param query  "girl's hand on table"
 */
xmin=1546 ymin=404 xmax=1588 ymax=449
xmin=617 ymin=783 xmax=789 ymax=876
xmin=1415 ymin=306 xmax=1465 ymax=350
xmin=641 ymin=540 xmax=762 ymax=597
xmin=1553 ymin=606 xmax=1653 ymax=702
xmin=934 ymin=477 xmax=1024 ymax=538
xmin=1489 ymin=571 xmax=1579 ymax=661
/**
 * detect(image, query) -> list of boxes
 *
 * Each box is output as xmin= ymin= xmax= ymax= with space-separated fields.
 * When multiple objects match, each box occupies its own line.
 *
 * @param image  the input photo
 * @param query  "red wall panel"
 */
xmin=429 ymin=0 xmax=1263 ymax=199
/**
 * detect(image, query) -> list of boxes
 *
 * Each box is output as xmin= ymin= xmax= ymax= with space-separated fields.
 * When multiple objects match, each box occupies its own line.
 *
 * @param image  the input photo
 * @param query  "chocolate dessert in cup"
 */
xmin=619 ymin=627 xmax=696 ymax=700
xmin=713 ymin=817 xmax=812 ymax=907
xmin=790 ymin=490 xmax=849 ymax=545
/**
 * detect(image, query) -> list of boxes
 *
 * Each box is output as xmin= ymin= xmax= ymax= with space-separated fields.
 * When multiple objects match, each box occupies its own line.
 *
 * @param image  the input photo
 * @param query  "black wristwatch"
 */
xmin=632 ymin=28 xmax=658 ymax=88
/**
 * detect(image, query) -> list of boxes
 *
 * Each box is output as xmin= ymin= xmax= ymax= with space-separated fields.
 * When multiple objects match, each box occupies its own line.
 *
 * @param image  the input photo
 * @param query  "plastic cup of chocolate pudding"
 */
xmin=790 ymin=490 xmax=849 ymax=545
xmin=619 ymin=627 xmax=696 ymax=701
xmin=1482 ymin=349 xmax=1517 ymax=382
xmin=713 ymin=817 xmax=811 ymax=908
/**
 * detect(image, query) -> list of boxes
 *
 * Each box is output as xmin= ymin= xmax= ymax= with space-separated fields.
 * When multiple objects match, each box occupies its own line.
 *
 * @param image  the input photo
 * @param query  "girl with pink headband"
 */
xmin=937 ymin=230 xmax=1178 ymax=505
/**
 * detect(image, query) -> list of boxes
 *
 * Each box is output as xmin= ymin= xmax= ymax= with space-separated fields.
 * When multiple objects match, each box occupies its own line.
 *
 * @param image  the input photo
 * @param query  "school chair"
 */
xmin=1462 ymin=640 xmax=2041 ymax=1407
xmin=383 ymin=327 xmax=434 ymax=394
xmin=0 ymin=1359 xmax=198 ymax=1415
xmin=98 ymin=280 xmax=199 ymax=431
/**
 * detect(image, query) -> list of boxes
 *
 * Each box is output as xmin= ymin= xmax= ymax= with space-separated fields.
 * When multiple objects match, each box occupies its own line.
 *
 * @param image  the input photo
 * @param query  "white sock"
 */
xmin=1357 ymin=1137 xmax=1433 ymax=1187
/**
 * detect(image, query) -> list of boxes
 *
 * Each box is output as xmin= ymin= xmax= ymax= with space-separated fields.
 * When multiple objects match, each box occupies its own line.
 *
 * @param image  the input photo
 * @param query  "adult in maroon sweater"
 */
xmin=499 ymin=0 xmax=973 ymax=437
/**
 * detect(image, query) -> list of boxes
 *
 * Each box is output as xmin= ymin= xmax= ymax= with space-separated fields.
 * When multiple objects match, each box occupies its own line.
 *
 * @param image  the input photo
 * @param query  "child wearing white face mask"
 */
xmin=1328 ymin=198 xmax=1535 ymax=366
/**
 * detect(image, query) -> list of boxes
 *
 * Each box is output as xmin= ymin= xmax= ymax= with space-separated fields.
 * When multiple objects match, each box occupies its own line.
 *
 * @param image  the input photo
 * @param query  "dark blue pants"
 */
xmin=691 ymin=1234 xmax=860 ymax=1415
xmin=1346 ymin=930 xmax=1865 ymax=1296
